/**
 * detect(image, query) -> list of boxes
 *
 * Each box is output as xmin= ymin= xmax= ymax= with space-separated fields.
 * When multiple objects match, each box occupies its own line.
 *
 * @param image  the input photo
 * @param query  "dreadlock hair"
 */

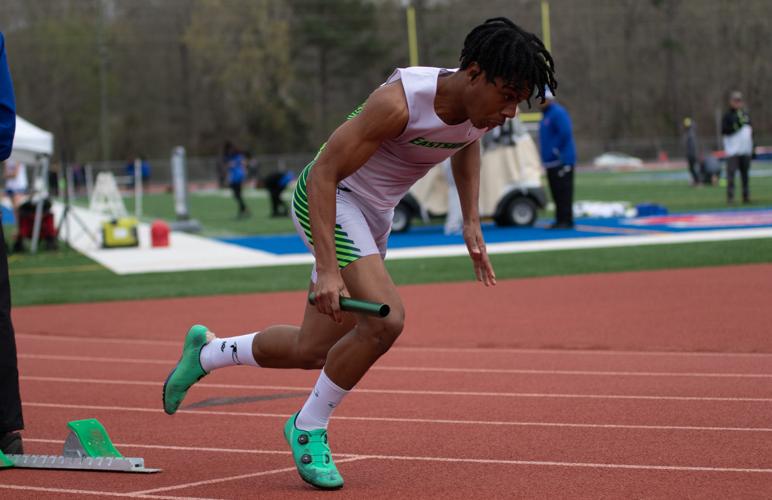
xmin=459 ymin=17 xmax=557 ymax=107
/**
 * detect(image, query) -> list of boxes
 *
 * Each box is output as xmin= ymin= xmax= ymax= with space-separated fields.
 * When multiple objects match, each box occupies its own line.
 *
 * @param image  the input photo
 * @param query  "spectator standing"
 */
xmin=124 ymin=156 xmax=151 ymax=190
xmin=262 ymin=169 xmax=295 ymax=217
xmin=224 ymin=141 xmax=249 ymax=218
xmin=0 ymin=31 xmax=24 ymax=455
xmin=721 ymin=91 xmax=753 ymax=204
xmin=682 ymin=117 xmax=699 ymax=186
xmin=538 ymin=88 xmax=576 ymax=229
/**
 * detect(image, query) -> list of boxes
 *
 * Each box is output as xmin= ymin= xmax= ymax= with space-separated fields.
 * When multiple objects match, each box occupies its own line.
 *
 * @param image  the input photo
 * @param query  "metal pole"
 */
xmin=406 ymin=3 xmax=419 ymax=66
xmin=30 ymin=156 xmax=50 ymax=254
xmin=541 ymin=0 xmax=552 ymax=53
xmin=85 ymin=163 xmax=94 ymax=200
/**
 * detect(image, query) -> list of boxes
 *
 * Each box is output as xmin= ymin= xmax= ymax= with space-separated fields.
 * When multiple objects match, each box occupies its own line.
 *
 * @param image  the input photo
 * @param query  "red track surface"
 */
xmin=4 ymin=264 xmax=772 ymax=499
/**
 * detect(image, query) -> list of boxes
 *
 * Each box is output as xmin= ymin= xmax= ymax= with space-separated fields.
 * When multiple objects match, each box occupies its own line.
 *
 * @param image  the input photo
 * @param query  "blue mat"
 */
xmin=218 ymin=208 xmax=772 ymax=255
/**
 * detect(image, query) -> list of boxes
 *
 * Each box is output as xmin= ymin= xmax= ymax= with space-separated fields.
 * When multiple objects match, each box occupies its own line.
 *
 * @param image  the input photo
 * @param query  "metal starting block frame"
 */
xmin=0 ymin=418 xmax=160 ymax=473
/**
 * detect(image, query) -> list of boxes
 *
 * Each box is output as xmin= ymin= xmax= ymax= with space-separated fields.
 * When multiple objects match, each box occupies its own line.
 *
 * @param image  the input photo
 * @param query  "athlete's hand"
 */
xmin=463 ymin=224 xmax=496 ymax=287
xmin=313 ymin=268 xmax=349 ymax=323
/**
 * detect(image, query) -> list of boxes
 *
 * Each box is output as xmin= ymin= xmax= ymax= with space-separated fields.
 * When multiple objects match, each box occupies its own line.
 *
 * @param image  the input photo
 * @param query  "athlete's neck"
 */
xmin=434 ymin=71 xmax=468 ymax=126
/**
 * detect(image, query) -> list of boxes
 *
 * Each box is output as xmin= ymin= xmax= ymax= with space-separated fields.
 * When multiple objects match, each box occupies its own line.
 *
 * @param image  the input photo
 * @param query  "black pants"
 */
xmin=687 ymin=156 xmax=699 ymax=184
xmin=263 ymin=172 xmax=288 ymax=216
xmin=546 ymin=165 xmax=574 ymax=225
xmin=230 ymin=182 xmax=247 ymax=214
xmin=726 ymin=155 xmax=751 ymax=202
xmin=0 ymin=222 xmax=23 ymax=434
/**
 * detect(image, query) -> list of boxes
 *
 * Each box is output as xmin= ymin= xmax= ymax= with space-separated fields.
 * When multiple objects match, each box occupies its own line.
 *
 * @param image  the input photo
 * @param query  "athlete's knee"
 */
xmin=358 ymin=310 xmax=405 ymax=355
xmin=294 ymin=340 xmax=328 ymax=370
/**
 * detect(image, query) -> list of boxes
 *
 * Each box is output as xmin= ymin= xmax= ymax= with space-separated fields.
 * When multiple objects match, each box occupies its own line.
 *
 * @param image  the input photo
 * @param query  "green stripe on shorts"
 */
xmin=293 ymin=141 xmax=363 ymax=269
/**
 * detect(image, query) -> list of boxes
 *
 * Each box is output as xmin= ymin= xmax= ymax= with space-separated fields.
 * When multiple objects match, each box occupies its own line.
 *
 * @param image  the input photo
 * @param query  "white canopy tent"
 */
xmin=6 ymin=115 xmax=55 ymax=253
xmin=9 ymin=115 xmax=54 ymax=163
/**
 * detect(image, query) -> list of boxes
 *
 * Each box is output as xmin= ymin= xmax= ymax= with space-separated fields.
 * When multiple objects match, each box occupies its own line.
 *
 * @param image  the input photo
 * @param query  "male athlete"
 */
xmin=163 ymin=17 xmax=556 ymax=490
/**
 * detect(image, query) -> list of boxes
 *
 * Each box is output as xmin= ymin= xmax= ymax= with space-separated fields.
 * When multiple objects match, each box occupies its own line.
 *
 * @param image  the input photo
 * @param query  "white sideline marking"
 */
xmin=20 ymin=439 xmax=772 ymax=475
xmin=21 ymin=401 xmax=772 ymax=430
xmin=21 ymin=376 xmax=772 ymax=402
xmin=17 ymin=332 xmax=772 ymax=358
xmin=128 ymin=457 xmax=366 ymax=495
xmin=0 ymin=484 xmax=219 ymax=499
xmin=17 ymin=353 xmax=772 ymax=378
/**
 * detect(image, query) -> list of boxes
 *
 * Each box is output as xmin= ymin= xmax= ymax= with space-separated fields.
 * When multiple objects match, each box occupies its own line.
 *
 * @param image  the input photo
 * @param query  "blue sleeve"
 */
xmin=555 ymin=108 xmax=576 ymax=166
xmin=0 ymin=33 xmax=16 ymax=161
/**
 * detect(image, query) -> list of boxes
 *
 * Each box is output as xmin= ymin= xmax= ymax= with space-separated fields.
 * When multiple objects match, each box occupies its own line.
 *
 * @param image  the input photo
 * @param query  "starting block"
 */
xmin=0 ymin=418 xmax=160 ymax=473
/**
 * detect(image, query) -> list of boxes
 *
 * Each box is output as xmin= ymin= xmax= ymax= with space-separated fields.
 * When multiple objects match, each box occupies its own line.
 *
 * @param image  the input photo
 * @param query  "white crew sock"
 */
xmin=295 ymin=370 xmax=349 ymax=431
xmin=199 ymin=332 xmax=260 ymax=372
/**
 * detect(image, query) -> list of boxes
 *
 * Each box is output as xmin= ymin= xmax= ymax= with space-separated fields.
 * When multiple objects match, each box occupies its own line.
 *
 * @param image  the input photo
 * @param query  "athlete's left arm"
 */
xmin=451 ymin=140 xmax=496 ymax=287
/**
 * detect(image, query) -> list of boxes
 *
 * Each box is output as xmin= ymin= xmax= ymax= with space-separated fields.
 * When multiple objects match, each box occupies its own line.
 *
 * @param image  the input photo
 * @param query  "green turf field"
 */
xmin=115 ymin=161 xmax=772 ymax=237
xmin=8 ymin=162 xmax=772 ymax=306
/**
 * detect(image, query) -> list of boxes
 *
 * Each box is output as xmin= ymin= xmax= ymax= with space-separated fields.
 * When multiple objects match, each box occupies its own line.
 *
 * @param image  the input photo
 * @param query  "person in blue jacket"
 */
xmin=223 ymin=141 xmax=249 ymax=218
xmin=0 ymin=31 xmax=24 ymax=455
xmin=539 ymin=87 xmax=576 ymax=229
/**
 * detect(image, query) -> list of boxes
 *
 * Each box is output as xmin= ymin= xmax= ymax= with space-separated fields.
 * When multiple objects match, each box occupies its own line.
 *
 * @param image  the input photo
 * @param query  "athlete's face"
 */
xmin=464 ymin=67 xmax=529 ymax=130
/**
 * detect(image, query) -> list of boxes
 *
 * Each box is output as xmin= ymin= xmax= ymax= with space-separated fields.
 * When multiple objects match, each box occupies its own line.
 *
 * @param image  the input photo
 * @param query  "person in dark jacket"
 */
xmin=721 ymin=91 xmax=753 ymax=204
xmin=538 ymin=88 xmax=576 ymax=229
xmin=263 ymin=170 xmax=295 ymax=217
xmin=682 ymin=117 xmax=700 ymax=186
xmin=0 ymin=31 xmax=24 ymax=455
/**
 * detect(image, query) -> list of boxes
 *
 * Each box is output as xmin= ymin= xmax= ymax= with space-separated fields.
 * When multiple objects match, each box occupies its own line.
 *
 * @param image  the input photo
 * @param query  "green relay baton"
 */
xmin=308 ymin=292 xmax=390 ymax=318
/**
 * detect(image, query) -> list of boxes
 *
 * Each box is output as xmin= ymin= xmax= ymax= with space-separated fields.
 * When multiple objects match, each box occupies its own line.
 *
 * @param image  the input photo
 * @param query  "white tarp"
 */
xmin=10 ymin=115 xmax=54 ymax=163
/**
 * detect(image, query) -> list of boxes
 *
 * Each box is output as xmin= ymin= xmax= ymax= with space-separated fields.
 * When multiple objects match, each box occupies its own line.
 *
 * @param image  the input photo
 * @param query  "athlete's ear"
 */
xmin=467 ymin=62 xmax=481 ymax=81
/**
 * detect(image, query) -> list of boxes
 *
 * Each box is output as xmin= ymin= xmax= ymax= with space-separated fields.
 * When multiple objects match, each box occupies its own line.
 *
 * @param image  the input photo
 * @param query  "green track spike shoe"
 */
xmin=284 ymin=412 xmax=344 ymax=490
xmin=162 ymin=324 xmax=212 ymax=415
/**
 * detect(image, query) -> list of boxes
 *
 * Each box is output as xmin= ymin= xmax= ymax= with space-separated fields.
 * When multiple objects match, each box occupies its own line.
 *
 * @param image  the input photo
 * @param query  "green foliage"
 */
xmin=184 ymin=0 xmax=301 ymax=153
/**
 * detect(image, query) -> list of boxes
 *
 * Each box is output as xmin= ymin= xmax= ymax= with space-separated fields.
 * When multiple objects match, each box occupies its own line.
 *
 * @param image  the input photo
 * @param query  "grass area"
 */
xmin=108 ymin=161 xmax=772 ymax=237
xmin=123 ymin=189 xmax=298 ymax=237
xmin=9 ymin=238 xmax=772 ymax=306
xmin=10 ymin=161 xmax=771 ymax=306
xmin=575 ymin=161 xmax=772 ymax=212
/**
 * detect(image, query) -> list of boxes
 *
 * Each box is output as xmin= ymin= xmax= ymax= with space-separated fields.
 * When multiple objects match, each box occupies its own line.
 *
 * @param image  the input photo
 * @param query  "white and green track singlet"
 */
xmin=292 ymin=66 xmax=486 ymax=270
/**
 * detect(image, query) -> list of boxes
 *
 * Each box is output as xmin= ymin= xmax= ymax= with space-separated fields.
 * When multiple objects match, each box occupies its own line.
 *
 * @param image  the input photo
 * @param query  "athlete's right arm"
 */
xmin=307 ymin=83 xmax=408 ymax=322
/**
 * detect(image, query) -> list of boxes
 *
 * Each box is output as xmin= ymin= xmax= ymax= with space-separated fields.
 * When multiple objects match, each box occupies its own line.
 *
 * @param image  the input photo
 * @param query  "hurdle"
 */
xmin=0 ymin=418 xmax=160 ymax=473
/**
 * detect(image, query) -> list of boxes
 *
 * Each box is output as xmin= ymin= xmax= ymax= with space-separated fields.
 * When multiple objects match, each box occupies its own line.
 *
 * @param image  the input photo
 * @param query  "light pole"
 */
xmin=403 ymin=0 xmax=419 ymax=66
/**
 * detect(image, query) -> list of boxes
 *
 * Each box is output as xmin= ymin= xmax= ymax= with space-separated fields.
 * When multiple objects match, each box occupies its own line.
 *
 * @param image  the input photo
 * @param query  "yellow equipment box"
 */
xmin=102 ymin=217 xmax=139 ymax=248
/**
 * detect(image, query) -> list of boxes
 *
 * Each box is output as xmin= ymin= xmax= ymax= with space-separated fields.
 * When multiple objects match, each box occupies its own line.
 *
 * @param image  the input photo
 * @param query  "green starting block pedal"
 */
xmin=0 ymin=418 xmax=160 ymax=473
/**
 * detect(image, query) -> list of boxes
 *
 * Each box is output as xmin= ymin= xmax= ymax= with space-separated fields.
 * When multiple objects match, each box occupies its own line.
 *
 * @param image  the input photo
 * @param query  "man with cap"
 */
xmin=538 ymin=87 xmax=576 ymax=229
xmin=721 ymin=91 xmax=753 ymax=204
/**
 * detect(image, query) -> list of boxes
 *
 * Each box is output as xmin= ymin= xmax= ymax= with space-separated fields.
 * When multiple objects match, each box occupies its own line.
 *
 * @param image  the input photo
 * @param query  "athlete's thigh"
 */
xmin=341 ymin=255 xmax=405 ymax=328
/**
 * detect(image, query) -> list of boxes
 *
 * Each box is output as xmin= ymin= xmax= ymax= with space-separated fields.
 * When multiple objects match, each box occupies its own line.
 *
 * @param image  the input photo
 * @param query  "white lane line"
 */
xmin=18 ymin=440 xmax=772 ymax=475
xmin=17 ymin=332 xmax=772 ymax=358
xmin=128 ymin=457 xmax=366 ymax=495
xmin=374 ymin=365 xmax=772 ymax=378
xmin=0 ymin=484 xmax=219 ymax=499
xmin=21 ymin=402 xmax=772 ymax=431
xmin=17 ymin=332 xmax=180 ymax=346
xmin=352 ymin=454 xmax=772 ymax=474
xmin=18 ymin=354 xmax=772 ymax=379
xmin=394 ymin=346 xmax=772 ymax=358
xmin=21 ymin=376 xmax=772 ymax=402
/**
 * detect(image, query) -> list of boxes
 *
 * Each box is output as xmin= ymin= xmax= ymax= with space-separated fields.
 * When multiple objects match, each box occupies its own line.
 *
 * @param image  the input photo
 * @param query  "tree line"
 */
xmin=1 ymin=0 xmax=768 ymax=165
